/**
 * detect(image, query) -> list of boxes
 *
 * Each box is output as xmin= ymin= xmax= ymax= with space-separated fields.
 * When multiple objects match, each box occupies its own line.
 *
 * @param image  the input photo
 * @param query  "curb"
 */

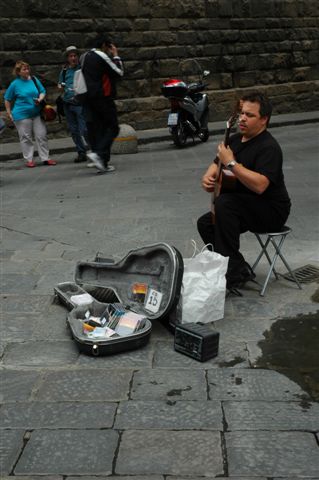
xmin=0 ymin=111 xmax=318 ymax=162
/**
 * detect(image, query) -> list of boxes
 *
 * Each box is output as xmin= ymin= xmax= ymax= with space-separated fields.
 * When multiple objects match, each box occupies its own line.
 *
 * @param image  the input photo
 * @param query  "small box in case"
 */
xmin=174 ymin=323 xmax=219 ymax=362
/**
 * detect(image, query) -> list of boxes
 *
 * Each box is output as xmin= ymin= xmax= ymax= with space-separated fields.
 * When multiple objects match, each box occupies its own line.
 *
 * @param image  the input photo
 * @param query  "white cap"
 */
xmin=65 ymin=45 xmax=77 ymax=55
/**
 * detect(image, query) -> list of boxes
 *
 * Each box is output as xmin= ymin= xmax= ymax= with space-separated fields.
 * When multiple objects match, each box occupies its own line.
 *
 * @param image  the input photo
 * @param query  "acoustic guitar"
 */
xmin=211 ymin=102 xmax=241 ymax=223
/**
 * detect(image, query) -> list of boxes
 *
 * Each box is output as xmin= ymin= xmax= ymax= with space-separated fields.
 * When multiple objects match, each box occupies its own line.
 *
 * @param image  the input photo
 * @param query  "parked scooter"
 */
xmin=161 ymin=60 xmax=210 ymax=147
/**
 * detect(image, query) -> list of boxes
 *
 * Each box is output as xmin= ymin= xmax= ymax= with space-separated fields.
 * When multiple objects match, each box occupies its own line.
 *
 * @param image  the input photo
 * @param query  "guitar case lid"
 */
xmin=74 ymin=243 xmax=184 ymax=322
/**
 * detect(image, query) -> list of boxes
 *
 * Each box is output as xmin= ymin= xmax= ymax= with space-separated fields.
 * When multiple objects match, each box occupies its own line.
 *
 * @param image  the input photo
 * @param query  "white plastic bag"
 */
xmin=73 ymin=69 xmax=87 ymax=95
xmin=181 ymin=243 xmax=228 ymax=324
xmin=74 ymin=52 xmax=88 ymax=96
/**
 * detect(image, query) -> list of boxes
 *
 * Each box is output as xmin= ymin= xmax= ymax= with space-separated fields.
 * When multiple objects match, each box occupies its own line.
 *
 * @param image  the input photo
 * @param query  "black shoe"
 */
xmin=239 ymin=262 xmax=256 ymax=284
xmin=226 ymin=261 xmax=256 ymax=290
xmin=74 ymin=153 xmax=87 ymax=163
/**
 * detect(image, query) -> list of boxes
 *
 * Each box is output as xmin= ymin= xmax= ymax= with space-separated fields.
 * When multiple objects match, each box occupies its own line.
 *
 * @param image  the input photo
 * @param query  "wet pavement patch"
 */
xmin=256 ymin=311 xmax=319 ymax=401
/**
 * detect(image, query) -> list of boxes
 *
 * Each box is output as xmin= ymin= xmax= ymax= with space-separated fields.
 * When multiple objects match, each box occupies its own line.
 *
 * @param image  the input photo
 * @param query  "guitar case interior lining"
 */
xmin=75 ymin=243 xmax=184 ymax=322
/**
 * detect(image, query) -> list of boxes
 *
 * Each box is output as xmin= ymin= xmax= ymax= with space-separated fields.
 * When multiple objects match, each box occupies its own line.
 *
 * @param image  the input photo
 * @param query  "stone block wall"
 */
xmin=0 ymin=0 xmax=318 ymax=139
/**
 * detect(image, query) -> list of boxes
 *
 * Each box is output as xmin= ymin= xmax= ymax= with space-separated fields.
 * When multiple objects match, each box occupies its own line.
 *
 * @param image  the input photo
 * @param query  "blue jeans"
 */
xmin=63 ymin=102 xmax=89 ymax=154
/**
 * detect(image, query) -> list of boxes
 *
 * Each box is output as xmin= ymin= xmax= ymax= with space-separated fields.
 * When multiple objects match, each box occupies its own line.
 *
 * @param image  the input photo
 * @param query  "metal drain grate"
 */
xmin=283 ymin=264 xmax=319 ymax=283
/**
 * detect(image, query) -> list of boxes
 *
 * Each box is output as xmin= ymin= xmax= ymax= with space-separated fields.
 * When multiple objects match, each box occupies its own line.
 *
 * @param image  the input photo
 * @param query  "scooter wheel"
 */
xmin=198 ymin=128 xmax=209 ymax=142
xmin=172 ymin=122 xmax=187 ymax=147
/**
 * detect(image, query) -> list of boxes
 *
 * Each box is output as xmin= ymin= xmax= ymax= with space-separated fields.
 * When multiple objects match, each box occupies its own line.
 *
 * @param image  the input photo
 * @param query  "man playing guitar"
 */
xmin=197 ymin=91 xmax=291 ymax=290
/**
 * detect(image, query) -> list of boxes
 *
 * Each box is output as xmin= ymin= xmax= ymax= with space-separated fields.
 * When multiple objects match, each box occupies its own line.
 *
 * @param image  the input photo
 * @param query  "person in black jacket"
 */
xmin=81 ymin=35 xmax=124 ymax=173
xmin=197 ymin=91 xmax=291 ymax=291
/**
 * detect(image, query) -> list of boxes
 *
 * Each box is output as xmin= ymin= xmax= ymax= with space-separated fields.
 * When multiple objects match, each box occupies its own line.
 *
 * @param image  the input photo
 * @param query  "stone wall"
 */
xmin=0 ymin=0 xmax=318 ymax=139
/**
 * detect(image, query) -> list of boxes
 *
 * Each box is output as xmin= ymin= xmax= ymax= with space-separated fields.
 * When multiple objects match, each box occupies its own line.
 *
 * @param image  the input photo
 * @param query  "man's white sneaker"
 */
xmin=86 ymin=152 xmax=105 ymax=171
xmin=96 ymin=165 xmax=116 ymax=174
xmin=105 ymin=165 xmax=116 ymax=172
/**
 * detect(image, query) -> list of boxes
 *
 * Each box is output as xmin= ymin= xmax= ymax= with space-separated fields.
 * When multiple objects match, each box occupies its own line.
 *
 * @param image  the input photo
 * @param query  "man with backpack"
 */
xmin=58 ymin=46 xmax=89 ymax=163
xmin=80 ymin=35 xmax=124 ymax=173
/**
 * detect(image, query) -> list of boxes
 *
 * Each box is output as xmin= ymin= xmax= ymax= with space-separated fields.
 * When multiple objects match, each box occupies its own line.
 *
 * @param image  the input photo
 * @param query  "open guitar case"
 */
xmin=54 ymin=243 xmax=184 ymax=356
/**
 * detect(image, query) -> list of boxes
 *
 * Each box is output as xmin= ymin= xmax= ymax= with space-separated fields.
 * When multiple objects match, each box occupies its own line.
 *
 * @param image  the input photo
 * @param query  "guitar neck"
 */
xmin=211 ymin=104 xmax=241 ymax=221
xmin=224 ymin=121 xmax=231 ymax=147
xmin=215 ymin=123 xmax=231 ymax=175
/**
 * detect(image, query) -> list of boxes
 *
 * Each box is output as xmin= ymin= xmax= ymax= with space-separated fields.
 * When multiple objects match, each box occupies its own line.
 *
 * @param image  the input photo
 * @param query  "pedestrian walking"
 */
xmin=81 ymin=34 xmax=124 ymax=173
xmin=4 ymin=60 xmax=56 ymax=168
xmin=58 ymin=46 xmax=89 ymax=163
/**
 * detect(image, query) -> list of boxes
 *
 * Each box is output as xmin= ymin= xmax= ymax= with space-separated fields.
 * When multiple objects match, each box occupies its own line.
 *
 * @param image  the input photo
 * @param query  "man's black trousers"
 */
xmin=197 ymin=192 xmax=289 ymax=267
xmin=84 ymin=97 xmax=119 ymax=166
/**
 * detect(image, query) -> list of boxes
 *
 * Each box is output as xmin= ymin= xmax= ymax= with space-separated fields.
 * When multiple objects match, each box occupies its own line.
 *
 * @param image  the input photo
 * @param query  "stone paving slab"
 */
xmin=1 ymin=273 xmax=40 ymax=294
xmin=0 ymin=369 xmax=41 ymax=402
xmin=226 ymin=431 xmax=319 ymax=476
xmin=2 ymin=340 xmax=79 ymax=366
xmin=1 ymin=294 xmax=52 ymax=313
xmin=223 ymin=400 xmax=319 ymax=431
xmin=214 ymin=315 xmax=274 ymax=342
xmin=115 ymin=430 xmax=223 ymax=476
xmin=0 ymin=313 xmax=40 ymax=341
xmin=0 ymin=429 xmax=25 ymax=475
xmin=14 ymin=430 xmax=118 ymax=475
xmin=1 ymin=257 xmax=42 ymax=275
xmin=131 ymin=368 xmax=207 ymax=401
xmin=114 ymin=400 xmax=223 ymax=430
xmin=2 ymin=212 xmax=129 ymax=259
xmin=1 ymin=402 xmax=117 ymax=429
xmin=275 ymin=301 xmax=319 ymax=318
xmin=207 ymin=368 xmax=308 ymax=400
xmin=33 ymin=313 xmax=72 ymax=341
xmin=35 ymin=369 xmax=133 ymax=402
xmin=222 ymin=296 xmax=279 ymax=319
xmin=153 ymin=339 xmax=248 ymax=369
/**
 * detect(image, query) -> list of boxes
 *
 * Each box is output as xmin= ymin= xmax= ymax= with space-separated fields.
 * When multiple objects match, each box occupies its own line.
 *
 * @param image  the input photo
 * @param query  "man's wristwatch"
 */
xmin=226 ymin=160 xmax=237 ymax=170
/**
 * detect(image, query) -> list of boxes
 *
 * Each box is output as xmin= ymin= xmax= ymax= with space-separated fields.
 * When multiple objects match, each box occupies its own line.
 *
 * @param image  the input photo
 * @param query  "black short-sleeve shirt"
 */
xmin=229 ymin=130 xmax=291 ymax=215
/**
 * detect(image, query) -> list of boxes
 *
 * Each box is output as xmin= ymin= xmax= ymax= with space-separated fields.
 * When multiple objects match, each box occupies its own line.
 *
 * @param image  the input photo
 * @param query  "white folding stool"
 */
xmin=251 ymin=226 xmax=302 ymax=296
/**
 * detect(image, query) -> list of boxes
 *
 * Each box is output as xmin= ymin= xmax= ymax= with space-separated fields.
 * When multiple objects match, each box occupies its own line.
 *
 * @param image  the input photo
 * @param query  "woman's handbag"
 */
xmin=41 ymin=104 xmax=57 ymax=122
xmin=31 ymin=76 xmax=56 ymax=122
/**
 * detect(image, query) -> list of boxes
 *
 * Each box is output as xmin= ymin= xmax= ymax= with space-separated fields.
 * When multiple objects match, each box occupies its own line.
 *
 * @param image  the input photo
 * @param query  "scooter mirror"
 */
xmin=203 ymin=70 xmax=210 ymax=77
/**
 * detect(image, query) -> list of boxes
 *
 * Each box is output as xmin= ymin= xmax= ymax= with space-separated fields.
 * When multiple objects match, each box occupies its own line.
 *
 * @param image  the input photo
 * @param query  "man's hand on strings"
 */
xmin=201 ymin=162 xmax=218 ymax=192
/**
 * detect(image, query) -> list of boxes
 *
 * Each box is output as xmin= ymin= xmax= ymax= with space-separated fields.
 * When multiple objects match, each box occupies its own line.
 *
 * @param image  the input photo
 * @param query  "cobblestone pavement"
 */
xmin=1 ymin=121 xmax=319 ymax=478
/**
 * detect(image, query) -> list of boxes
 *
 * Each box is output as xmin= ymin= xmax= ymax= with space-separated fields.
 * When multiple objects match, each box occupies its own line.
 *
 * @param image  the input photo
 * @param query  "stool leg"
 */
xmin=252 ymin=234 xmax=279 ymax=279
xmin=270 ymin=237 xmax=302 ymax=290
xmin=252 ymin=234 xmax=270 ymax=270
xmin=259 ymin=235 xmax=287 ymax=296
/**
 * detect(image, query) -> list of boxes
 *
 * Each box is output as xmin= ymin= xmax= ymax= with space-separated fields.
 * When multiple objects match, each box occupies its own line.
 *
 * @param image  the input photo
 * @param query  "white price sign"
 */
xmin=145 ymin=288 xmax=163 ymax=313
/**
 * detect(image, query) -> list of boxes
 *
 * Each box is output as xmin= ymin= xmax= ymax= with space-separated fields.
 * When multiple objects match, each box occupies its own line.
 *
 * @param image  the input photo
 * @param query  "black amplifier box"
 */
xmin=174 ymin=322 xmax=219 ymax=362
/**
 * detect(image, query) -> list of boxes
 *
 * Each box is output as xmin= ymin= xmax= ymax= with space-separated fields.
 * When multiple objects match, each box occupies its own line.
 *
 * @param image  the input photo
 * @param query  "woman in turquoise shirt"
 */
xmin=4 ymin=60 xmax=56 ymax=168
